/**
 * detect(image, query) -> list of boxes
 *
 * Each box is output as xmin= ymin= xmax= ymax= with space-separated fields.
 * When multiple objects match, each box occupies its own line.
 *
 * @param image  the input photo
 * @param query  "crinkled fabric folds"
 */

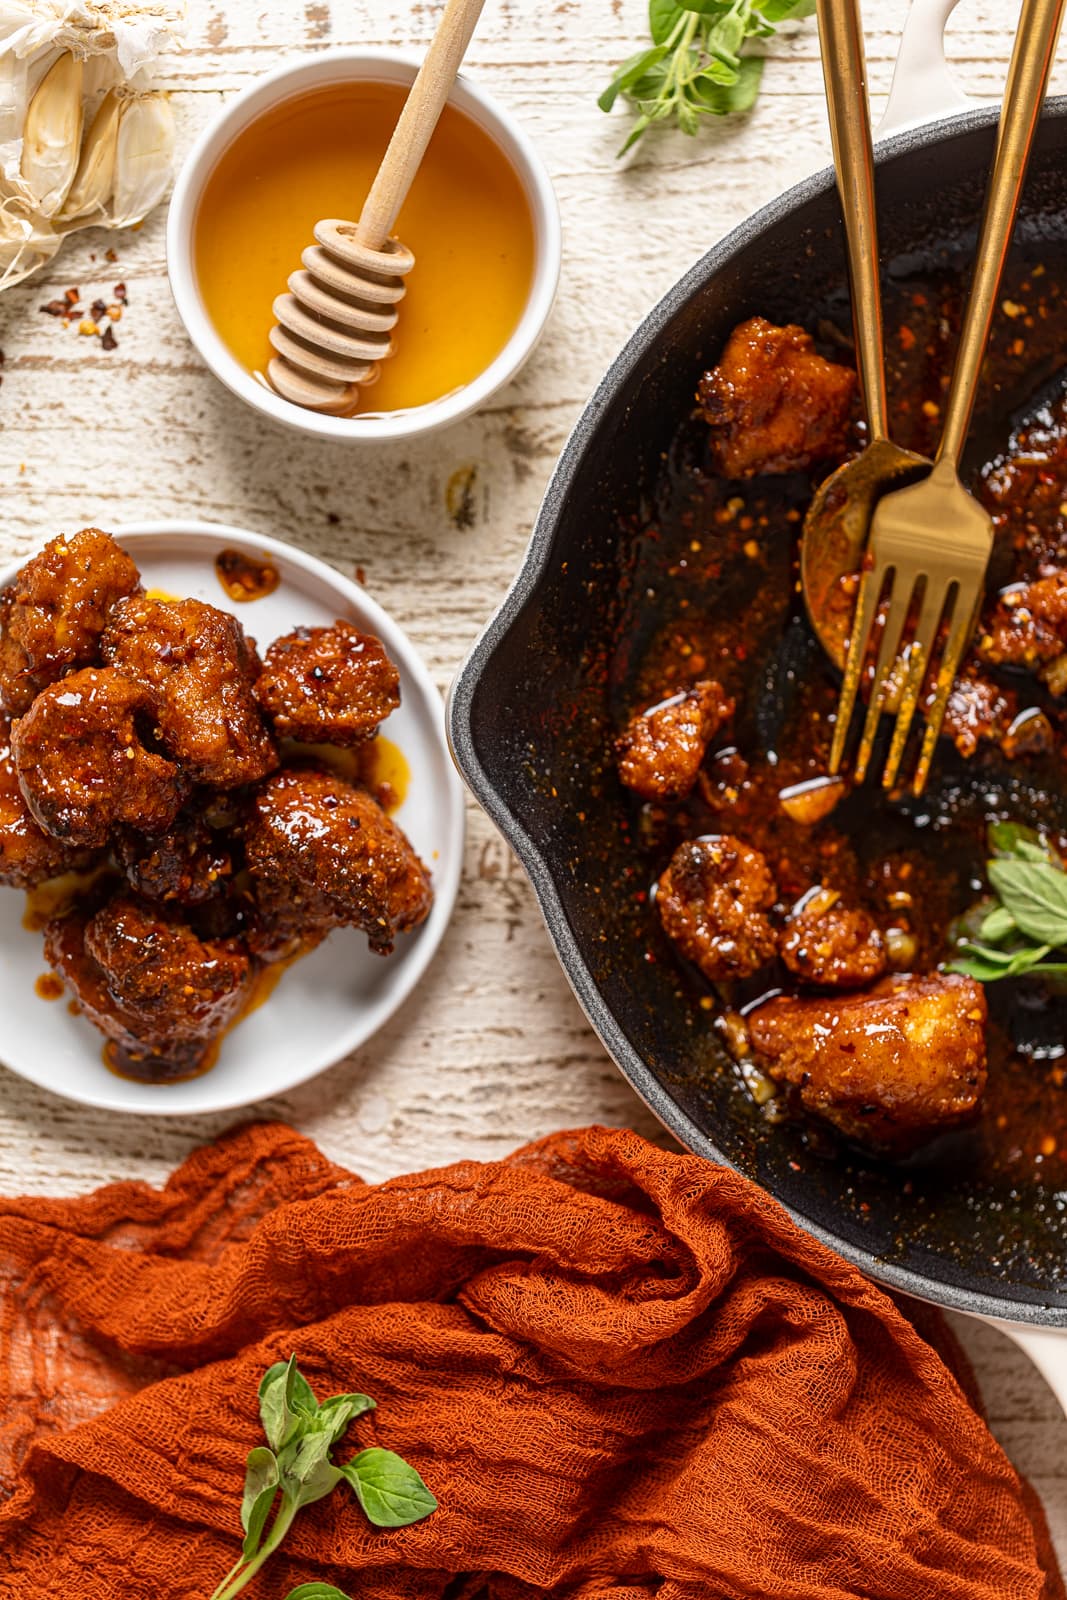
xmin=0 ymin=1122 xmax=1059 ymax=1599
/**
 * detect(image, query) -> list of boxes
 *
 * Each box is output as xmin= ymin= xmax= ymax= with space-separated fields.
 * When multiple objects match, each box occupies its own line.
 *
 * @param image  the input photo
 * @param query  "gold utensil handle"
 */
xmin=938 ymin=0 xmax=1066 ymax=467
xmin=817 ymin=0 xmax=888 ymax=442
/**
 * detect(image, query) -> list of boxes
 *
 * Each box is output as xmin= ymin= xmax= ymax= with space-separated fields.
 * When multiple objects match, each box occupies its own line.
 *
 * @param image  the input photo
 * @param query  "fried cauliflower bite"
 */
xmin=779 ymin=887 xmax=887 ymax=990
xmin=11 ymin=668 xmax=184 ymax=847
xmin=101 ymin=595 xmax=278 ymax=788
xmin=657 ymin=835 xmax=778 ymax=981
xmin=116 ymin=804 xmax=233 ymax=906
xmin=747 ymin=973 xmax=988 ymax=1152
xmin=0 ymin=717 xmax=97 ymax=887
xmin=45 ymin=891 xmax=254 ymax=1082
xmin=256 ymin=622 xmax=401 ymax=746
xmin=244 ymin=765 xmax=433 ymax=955
xmin=697 ymin=317 xmax=857 ymax=479
xmin=0 ymin=529 xmax=141 ymax=716
xmin=977 ymin=572 xmax=1067 ymax=688
xmin=616 ymin=680 xmax=734 ymax=801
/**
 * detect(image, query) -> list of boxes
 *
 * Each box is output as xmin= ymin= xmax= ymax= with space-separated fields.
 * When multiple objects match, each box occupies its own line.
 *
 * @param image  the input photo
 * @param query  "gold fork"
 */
xmin=829 ymin=0 xmax=1066 ymax=796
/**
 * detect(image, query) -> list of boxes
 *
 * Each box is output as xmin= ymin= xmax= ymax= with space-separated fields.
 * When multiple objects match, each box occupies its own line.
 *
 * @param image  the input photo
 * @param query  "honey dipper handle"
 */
xmin=356 ymin=0 xmax=489 ymax=250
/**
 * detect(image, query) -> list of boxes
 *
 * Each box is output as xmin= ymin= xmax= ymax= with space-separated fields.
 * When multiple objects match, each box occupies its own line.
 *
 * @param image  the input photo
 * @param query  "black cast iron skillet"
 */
xmin=449 ymin=103 xmax=1067 ymax=1332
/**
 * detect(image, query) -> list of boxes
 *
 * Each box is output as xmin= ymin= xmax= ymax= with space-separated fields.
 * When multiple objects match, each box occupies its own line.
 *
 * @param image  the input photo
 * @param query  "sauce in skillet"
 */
xmin=611 ymin=256 xmax=1067 ymax=1190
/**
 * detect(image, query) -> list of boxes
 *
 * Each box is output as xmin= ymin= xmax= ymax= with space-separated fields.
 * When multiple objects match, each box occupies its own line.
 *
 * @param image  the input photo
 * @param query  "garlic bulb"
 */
xmin=0 ymin=1 xmax=182 ymax=291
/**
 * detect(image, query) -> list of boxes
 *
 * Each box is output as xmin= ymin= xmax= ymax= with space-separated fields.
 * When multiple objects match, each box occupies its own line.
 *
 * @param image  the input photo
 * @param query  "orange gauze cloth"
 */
xmin=0 ymin=1121 xmax=1060 ymax=1600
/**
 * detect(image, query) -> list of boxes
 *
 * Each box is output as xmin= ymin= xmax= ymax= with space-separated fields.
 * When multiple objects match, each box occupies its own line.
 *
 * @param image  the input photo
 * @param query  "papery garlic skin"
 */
xmin=0 ymin=197 xmax=57 ymax=289
xmin=20 ymin=50 xmax=83 ymax=214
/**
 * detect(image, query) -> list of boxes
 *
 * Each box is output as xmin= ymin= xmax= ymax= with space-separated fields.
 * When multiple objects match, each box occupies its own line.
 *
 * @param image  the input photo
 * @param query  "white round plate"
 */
xmin=0 ymin=521 xmax=465 ymax=1114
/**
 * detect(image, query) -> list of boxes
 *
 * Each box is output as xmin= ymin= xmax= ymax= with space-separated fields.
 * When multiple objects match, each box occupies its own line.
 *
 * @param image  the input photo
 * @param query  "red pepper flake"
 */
xmin=64 ymin=286 xmax=79 ymax=305
xmin=113 ymin=281 xmax=127 ymax=303
xmin=355 ymin=565 xmax=366 ymax=585
xmin=105 ymin=248 xmax=118 ymax=263
xmin=90 ymin=298 xmax=107 ymax=320
xmin=101 ymin=324 xmax=118 ymax=352
xmin=39 ymin=300 xmax=67 ymax=316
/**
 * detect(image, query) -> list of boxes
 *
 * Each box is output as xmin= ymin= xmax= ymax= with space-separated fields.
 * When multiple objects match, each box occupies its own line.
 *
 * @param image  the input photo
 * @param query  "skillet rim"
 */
xmin=448 ymin=98 xmax=1067 ymax=1328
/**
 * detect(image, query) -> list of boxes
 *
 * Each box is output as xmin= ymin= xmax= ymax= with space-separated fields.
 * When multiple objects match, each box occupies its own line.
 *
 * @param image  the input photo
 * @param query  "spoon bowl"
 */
xmin=801 ymin=438 xmax=929 ymax=668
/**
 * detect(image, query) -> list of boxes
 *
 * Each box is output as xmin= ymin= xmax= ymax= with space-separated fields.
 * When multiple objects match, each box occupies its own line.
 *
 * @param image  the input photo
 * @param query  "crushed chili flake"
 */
xmin=105 ymin=248 xmax=118 ymax=263
xmin=38 ymin=274 xmax=127 ymax=351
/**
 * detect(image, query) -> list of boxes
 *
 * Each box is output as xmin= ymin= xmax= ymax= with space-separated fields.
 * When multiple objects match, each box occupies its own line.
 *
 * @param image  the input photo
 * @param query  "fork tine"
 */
xmin=912 ymin=581 xmax=983 ymax=795
xmin=881 ymin=577 xmax=950 ymax=791
xmin=853 ymin=572 xmax=916 ymax=784
xmin=829 ymin=560 xmax=885 ymax=775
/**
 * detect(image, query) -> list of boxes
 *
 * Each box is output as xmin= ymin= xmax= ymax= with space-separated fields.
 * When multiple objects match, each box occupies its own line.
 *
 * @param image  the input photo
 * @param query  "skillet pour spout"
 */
xmin=450 ymin=101 xmax=1067 ymax=1332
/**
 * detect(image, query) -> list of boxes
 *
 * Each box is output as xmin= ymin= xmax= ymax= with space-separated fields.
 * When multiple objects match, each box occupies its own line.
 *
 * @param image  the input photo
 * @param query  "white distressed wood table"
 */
xmin=0 ymin=0 xmax=1064 ymax=1570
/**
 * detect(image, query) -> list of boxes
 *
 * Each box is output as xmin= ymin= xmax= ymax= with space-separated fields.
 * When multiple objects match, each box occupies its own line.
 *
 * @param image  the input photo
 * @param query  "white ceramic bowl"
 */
xmin=0 ymin=522 xmax=465 ymax=1114
xmin=167 ymin=50 xmax=562 ymax=443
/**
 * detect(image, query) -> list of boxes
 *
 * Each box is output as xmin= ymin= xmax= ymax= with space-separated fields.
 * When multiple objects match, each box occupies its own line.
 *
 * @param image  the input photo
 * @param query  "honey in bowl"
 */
xmin=194 ymin=81 xmax=536 ymax=415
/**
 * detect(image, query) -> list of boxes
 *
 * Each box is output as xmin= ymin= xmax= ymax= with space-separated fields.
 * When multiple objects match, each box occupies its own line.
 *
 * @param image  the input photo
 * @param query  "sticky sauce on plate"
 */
xmin=193 ymin=81 xmax=535 ymax=414
xmin=23 ymin=866 xmax=111 ymax=932
xmin=215 ymin=548 xmax=281 ymax=602
xmin=280 ymin=734 xmax=410 ymax=813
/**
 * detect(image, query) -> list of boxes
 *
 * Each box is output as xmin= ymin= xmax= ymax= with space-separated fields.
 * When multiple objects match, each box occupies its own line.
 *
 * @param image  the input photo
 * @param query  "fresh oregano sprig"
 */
xmin=207 ymin=1355 xmax=437 ymax=1600
xmin=599 ymin=0 xmax=815 ymax=156
xmin=948 ymin=821 xmax=1067 ymax=984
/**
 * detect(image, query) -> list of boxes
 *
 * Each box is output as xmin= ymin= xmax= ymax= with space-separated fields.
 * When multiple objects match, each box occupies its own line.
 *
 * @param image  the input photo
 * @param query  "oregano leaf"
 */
xmin=259 ymin=1357 xmax=305 ymax=1452
xmin=317 ymin=1393 xmax=377 ymax=1445
xmin=978 ymin=904 xmax=1017 ymax=943
xmin=987 ymin=858 xmax=1067 ymax=947
xmin=598 ymin=45 xmax=668 ymax=111
xmin=756 ymin=0 xmax=816 ymax=20
xmin=340 ymin=1447 xmax=438 ymax=1529
xmin=283 ymin=1586 xmax=355 ymax=1600
xmin=649 ymin=0 xmax=684 ymax=44
xmin=240 ymin=1446 xmax=280 ymax=1557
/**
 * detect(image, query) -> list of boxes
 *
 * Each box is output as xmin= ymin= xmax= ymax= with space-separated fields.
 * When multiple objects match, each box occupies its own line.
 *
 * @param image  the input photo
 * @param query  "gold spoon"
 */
xmin=800 ymin=0 xmax=927 ymax=670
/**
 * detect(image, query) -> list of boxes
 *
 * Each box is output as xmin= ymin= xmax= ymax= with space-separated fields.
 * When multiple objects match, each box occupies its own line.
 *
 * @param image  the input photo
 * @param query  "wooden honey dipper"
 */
xmin=267 ymin=0 xmax=488 ymax=416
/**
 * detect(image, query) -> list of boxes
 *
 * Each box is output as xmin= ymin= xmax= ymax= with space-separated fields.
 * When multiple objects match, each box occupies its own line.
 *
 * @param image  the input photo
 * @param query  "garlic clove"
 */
xmin=109 ymin=91 xmax=174 ymax=229
xmin=20 ymin=51 xmax=84 ymax=217
xmin=60 ymin=89 xmax=120 ymax=223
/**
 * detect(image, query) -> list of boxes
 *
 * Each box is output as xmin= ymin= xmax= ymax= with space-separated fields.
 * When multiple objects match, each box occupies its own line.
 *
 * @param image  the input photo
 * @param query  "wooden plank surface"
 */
xmin=0 ymin=0 xmax=1064 ymax=1571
